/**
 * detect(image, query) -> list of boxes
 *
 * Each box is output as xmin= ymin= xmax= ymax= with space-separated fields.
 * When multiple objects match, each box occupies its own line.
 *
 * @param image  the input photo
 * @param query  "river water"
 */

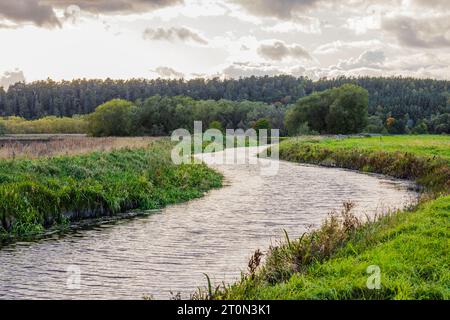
xmin=0 ymin=147 xmax=416 ymax=299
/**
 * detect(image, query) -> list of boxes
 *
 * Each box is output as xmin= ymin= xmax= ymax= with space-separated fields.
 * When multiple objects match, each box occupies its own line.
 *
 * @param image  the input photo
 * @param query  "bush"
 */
xmin=87 ymin=99 xmax=138 ymax=136
xmin=208 ymin=120 xmax=224 ymax=132
xmin=0 ymin=116 xmax=87 ymax=134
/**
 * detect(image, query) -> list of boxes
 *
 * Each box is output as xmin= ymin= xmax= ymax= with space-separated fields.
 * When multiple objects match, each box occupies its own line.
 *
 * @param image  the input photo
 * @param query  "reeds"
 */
xmin=0 ymin=136 xmax=157 ymax=159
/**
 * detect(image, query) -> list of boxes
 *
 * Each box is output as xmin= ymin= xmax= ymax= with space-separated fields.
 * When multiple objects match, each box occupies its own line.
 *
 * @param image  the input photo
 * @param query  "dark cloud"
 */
xmin=143 ymin=27 xmax=208 ymax=45
xmin=0 ymin=69 xmax=25 ymax=90
xmin=47 ymin=0 xmax=183 ymax=14
xmin=381 ymin=15 xmax=450 ymax=48
xmin=152 ymin=66 xmax=184 ymax=78
xmin=0 ymin=0 xmax=60 ymax=27
xmin=0 ymin=0 xmax=182 ymax=28
xmin=257 ymin=40 xmax=312 ymax=61
xmin=231 ymin=0 xmax=322 ymax=20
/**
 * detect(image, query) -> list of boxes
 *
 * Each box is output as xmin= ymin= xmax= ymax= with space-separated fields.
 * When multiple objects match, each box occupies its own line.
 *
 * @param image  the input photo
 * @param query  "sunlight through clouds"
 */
xmin=0 ymin=0 xmax=448 ymax=80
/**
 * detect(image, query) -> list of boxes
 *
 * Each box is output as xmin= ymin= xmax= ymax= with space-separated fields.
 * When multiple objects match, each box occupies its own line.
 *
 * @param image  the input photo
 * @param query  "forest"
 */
xmin=0 ymin=76 xmax=449 ymax=135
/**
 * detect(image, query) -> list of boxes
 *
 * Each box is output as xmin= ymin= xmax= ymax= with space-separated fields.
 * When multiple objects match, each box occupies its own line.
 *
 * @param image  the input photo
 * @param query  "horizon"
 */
xmin=1 ymin=0 xmax=449 ymax=89
xmin=1 ymin=73 xmax=449 ymax=91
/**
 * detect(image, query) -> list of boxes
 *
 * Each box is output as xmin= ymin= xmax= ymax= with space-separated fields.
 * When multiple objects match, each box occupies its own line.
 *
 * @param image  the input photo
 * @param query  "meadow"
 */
xmin=276 ymin=135 xmax=450 ymax=192
xmin=204 ymin=135 xmax=450 ymax=300
xmin=0 ymin=138 xmax=222 ymax=242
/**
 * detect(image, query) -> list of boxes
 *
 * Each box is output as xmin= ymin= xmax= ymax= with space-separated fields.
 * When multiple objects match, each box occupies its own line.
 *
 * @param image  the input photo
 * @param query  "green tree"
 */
xmin=285 ymin=84 xmax=368 ymax=135
xmin=412 ymin=121 xmax=428 ymax=134
xmin=208 ymin=120 xmax=224 ymax=132
xmin=253 ymin=118 xmax=271 ymax=131
xmin=87 ymin=99 xmax=137 ymax=136
xmin=325 ymin=84 xmax=368 ymax=134
xmin=430 ymin=113 xmax=450 ymax=134
xmin=0 ymin=122 xmax=6 ymax=135
xmin=364 ymin=115 xmax=384 ymax=133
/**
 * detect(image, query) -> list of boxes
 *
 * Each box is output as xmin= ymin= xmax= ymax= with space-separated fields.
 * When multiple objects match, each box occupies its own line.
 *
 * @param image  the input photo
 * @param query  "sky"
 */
xmin=0 ymin=0 xmax=449 ymax=87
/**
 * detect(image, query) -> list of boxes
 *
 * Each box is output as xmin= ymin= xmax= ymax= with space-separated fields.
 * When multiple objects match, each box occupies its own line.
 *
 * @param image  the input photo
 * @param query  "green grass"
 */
xmin=313 ymin=135 xmax=450 ymax=161
xmin=0 ymin=139 xmax=222 ymax=242
xmin=218 ymin=195 xmax=449 ymax=300
xmin=277 ymin=135 xmax=450 ymax=192
xmin=210 ymin=135 xmax=449 ymax=300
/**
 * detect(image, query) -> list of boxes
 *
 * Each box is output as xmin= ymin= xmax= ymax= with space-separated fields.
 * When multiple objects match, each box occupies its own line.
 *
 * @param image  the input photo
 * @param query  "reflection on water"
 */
xmin=0 ymin=147 xmax=416 ymax=299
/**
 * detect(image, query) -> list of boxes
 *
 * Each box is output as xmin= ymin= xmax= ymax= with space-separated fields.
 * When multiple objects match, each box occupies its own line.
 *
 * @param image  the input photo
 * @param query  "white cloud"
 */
xmin=0 ymin=69 xmax=25 ymax=89
xmin=314 ymin=40 xmax=383 ymax=55
xmin=262 ymin=16 xmax=321 ymax=34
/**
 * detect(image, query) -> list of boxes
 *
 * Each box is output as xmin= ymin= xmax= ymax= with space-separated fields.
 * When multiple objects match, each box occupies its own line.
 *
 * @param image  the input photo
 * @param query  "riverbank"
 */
xmin=210 ymin=135 xmax=449 ymax=300
xmin=0 ymin=139 xmax=223 ymax=243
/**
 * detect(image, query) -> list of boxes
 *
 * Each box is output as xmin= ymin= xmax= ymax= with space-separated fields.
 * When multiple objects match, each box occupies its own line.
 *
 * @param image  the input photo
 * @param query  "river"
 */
xmin=0 ymin=147 xmax=416 ymax=299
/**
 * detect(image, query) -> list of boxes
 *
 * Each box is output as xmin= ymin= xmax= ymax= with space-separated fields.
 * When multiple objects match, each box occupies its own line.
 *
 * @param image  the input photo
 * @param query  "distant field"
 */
xmin=313 ymin=135 xmax=450 ymax=161
xmin=277 ymin=135 xmax=450 ymax=191
xmin=0 ymin=135 xmax=158 ymax=159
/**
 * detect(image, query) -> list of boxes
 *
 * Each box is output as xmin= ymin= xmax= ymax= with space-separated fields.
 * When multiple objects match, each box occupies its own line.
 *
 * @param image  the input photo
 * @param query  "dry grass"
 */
xmin=0 ymin=135 xmax=159 ymax=159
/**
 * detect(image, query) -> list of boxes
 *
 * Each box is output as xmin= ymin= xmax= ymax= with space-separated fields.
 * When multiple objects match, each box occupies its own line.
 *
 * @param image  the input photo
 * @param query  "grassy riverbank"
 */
xmin=210 ymin=135 xmax=449 ymax=300
xmin=278 ymin=135 xmax=449 ymax=192
xmin=0 ymin=139 xmax=222 ymax=242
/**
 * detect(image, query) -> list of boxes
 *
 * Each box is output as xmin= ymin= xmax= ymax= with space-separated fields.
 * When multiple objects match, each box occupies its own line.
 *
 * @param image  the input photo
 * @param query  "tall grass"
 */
xmin=0 ymin=139 xmax=222 ymax=242
xmin=0 ymin=136 xmax=157 ymax=159
xmin=213 ymin=196 xmax=449 ymax=300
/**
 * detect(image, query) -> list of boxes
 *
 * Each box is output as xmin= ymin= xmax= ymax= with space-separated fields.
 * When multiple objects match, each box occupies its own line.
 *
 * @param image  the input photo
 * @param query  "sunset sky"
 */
xmin=0 ymin=0 xmax=449 ymax=87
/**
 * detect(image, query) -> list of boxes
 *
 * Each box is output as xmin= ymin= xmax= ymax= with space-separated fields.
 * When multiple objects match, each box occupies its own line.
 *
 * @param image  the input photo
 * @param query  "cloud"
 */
xmin=49 ymin=0 xmax=183 ymax=14
xmin=381 ymin=15 xmax=450 ymax=48
xmin=411 ymin=0 xmax=450 ymax=11
xmin=231 ymin=0 xmax=324 ymax=20
xmin=220 ymin=62 xmax=284 ymax=78
xmin=0 ymin=0 xmax=60 ymax=28
xmin=143 ymin=26 xmax=208 ymax=45
xmin=337 ymin=50 xmax=386 ymax=70
xmin=257 ymin=40 xmax=312 ymax=61
xmin=151 ymin=66 xmax=185 ymax=78
xmin=0 ymin=0 xmax=182 ymax=28
xmin=314 ymin=40 xmax=383 ymax=55
xmin=0 ymin=69 xmax=25 ymax=89
xmin=262 ymin=16 xmax=321 ymax=34
xmin=218 ymin=61 xmax=313 ymax=79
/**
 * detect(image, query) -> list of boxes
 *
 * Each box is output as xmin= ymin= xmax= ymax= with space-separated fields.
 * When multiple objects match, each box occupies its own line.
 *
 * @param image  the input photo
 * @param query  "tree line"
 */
xmin=87 ymin=96 xmax=282 ymax=136
xmin=0 ymin=76 xmax=448 ymax=134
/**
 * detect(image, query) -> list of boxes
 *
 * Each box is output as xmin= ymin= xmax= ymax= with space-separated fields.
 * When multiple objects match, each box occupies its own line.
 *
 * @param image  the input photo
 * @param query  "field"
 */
xmin=276 ymin=135 xmax=450 ymax=192
xmin=309 ymin=135 xmax=450 ymax=161
xmin=210 ymin=135 xmax=450 ymax=300
xmin=0 ymin=138 xmax=223 ymax=242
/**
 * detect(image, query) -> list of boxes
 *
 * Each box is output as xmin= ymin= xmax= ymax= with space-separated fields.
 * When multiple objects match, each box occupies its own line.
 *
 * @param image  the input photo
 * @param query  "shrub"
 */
xmin=87 ymin=99 xmax=138 ymax=136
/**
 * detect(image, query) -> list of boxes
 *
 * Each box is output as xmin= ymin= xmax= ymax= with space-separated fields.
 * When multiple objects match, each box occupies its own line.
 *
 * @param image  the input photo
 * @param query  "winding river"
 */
xmin=0 ymin=147 xmax=416 ymax=299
